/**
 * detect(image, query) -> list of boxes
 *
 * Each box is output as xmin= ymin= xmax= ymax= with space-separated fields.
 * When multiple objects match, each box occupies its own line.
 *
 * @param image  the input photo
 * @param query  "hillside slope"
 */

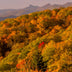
xmin=0 ymin=7 xmax=72 ymax=72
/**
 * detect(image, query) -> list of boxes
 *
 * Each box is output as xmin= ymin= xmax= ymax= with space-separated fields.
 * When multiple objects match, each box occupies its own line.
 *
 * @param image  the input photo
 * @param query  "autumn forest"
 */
xmin=0 ymin=7 xmax=72 ymax=72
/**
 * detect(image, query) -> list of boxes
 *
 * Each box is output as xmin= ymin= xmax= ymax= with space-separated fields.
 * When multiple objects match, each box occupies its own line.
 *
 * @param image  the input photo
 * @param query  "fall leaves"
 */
xmin=0 ymin=7 xmax=72 ymax=72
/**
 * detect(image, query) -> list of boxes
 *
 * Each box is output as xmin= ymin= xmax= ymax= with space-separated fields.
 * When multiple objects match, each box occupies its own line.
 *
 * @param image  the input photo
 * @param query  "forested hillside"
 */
xmin=0 ymin=7 xmax=72 ymax=72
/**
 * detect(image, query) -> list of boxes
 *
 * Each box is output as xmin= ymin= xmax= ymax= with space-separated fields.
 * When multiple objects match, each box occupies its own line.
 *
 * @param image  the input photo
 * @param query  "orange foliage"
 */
xmin=17 ymin=53 xmax=21 ymax=55
xmin=2 ymin=24 xmax=6 ymax=28
xmin=2 ymin=34 xmax=7 ymax=38
xmin=16 ymin=59 xmax=26 ymax=69
xmin=11 ymin=31 xmax=16 ymax=35
xmin=0 ymin=56 xmax=3 ymax=61
xmin=52 ymin=10 xmax=56 ymax=16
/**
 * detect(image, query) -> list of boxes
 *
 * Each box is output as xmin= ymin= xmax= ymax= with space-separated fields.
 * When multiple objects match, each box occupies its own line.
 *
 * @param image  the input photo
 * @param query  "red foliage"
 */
xmin=16 ymin=63 xmax=21 ymax=69
xmin=17 ymin=53 xmax=21 ymax=55
xmin=38 ymin=42 xmax=45 ymax=48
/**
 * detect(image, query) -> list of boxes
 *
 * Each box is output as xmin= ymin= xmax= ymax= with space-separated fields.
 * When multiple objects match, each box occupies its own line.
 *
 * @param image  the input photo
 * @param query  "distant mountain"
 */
xmin=41 ymin=2 xmax=72 ymax=10
xmin=63 ymin=2 xmax=72 ymax=7
xmin=0 ymin=5 xmax=39 ymax=17
xmin=0 ymin=15 xmax=17 ymax=21
xmin=0 ymin=2 xmax=72 ymax=21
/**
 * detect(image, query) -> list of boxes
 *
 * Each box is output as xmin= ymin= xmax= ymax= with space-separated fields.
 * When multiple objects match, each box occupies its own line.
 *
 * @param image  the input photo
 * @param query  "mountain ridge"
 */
xmin=0 ymin=2 xmax=72 ymax=21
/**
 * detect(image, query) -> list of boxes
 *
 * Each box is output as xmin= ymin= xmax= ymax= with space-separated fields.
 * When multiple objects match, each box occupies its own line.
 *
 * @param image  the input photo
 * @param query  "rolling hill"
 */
xmin=0 ymin=7 xmax=72 ymax=72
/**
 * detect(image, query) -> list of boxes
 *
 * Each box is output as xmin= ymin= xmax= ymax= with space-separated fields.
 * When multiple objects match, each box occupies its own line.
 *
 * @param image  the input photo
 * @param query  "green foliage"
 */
xmin=42 ymin=47 xmax=56 ymax=62
xmin=0 ymin=64 xmax=12 ymax=71
xmin=18 ymin=46 xmax=31 ymax=59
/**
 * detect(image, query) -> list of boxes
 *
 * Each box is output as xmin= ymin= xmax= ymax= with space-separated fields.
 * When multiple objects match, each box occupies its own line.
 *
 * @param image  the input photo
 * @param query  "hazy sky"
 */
xmin=0 ymin=0 xmax=72 ymax=9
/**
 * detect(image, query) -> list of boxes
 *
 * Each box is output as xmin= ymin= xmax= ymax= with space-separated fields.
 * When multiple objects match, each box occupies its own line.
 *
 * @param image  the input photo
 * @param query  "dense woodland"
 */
xmin=0 ymin=7 xmax=72 ymax=72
